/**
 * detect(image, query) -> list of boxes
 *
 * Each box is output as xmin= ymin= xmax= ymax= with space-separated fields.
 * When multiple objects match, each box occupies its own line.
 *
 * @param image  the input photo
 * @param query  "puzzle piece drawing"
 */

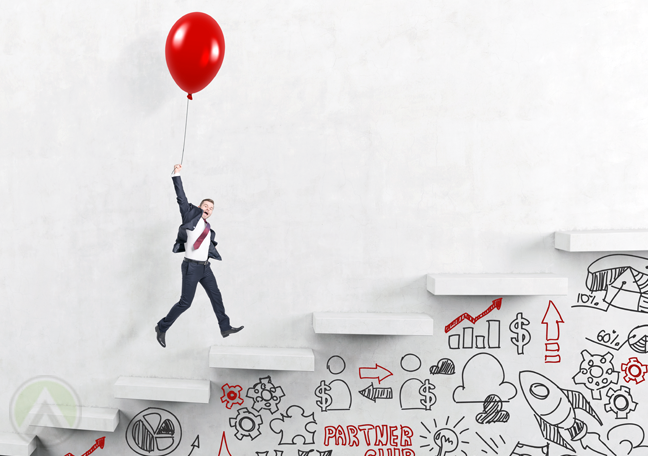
xmin=270 ymin=405 xmax=317 ymax=445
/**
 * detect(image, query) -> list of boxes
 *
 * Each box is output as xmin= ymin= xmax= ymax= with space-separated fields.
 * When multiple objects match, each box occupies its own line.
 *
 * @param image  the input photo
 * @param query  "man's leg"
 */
xmin=199 ymin=264 xmax=232 ymax=332
xmin=158 ymin=261 xmax=200 ymax=332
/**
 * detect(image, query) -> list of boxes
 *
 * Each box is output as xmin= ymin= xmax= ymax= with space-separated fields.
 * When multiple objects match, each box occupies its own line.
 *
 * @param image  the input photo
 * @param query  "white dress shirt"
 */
xmin=173 ymin=170 xmax=210 ymax=261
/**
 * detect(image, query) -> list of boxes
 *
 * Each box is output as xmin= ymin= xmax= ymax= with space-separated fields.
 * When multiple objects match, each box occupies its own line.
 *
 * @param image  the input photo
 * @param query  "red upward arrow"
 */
xmin=358 ymin=364 xmax=393 ymax=383
xmin=217 ymin=432 xmax=232 ymax=456
xmin=64 ymin=437 xmax=105 ymax=456
xmin=542 ymin=300 xmax=564 ymax=341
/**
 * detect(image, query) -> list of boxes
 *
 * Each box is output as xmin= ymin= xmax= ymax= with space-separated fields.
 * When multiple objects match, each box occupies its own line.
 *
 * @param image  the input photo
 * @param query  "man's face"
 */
xmin=200 ymin=201 xmax=214 ymax=219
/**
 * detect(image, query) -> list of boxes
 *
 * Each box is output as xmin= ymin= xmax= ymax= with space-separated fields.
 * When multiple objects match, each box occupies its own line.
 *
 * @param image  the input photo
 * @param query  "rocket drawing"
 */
xmin=519 ymin=371 xmax=614 ymax=456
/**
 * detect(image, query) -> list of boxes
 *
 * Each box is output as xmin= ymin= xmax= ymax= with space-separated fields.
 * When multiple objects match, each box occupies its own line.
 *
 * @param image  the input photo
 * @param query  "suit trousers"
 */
xmin=158 ymin=259 xmax=231 ymax=332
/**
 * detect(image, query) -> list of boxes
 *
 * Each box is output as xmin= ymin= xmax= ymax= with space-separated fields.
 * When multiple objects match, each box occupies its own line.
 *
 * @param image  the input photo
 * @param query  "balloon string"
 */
xmin=180 ymin=97 xmax=190 ymax=165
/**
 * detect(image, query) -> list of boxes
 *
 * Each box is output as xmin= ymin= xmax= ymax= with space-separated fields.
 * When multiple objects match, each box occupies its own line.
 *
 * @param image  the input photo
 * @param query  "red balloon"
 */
xmin=165 ymin=12 xmax=225 ymax=99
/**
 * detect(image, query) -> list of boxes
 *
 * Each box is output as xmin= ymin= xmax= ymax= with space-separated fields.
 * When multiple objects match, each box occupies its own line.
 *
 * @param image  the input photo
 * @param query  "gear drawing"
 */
xmin=246 ymin=376 xmax=285 ymax=414
xmin=605 ymin=385 xmax=638 ymax=419
xmin=572 ymin=350 xmax=620 ymax=400
xmin=221 ymin=383 xmax=244 ymax=409
xmin=229 ymin=407 xmax=263 ymax=440
xmin=621 ymin=357 xmax=648 ymax=384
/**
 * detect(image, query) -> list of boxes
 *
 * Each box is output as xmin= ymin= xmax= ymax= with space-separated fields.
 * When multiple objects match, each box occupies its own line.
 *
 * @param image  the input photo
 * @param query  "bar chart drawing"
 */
xmin=448 ymin=320 xmax=501 ymax=350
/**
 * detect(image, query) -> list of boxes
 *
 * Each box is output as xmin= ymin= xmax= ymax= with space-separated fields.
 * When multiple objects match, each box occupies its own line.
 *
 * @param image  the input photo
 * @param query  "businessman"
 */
xmin=155 ymin=164 xmax=243 ymax=347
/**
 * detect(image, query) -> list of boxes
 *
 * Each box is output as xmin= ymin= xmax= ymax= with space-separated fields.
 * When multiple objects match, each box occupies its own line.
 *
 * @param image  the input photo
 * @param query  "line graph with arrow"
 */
xmin=64 ymin=437 xmax=105 ymax=456
xmin=445 ymin=298 xmax=503 ymax=333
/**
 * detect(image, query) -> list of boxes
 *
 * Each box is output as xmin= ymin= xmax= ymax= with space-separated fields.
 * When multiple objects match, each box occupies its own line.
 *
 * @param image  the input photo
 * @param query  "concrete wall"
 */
xmin=2 ymin=1 xmax=648 ymax=455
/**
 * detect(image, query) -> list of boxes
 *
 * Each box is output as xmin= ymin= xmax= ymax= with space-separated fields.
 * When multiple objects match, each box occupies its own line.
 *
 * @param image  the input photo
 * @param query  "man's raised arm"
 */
xmin=171 ymin=164 xmax=191 ymax=216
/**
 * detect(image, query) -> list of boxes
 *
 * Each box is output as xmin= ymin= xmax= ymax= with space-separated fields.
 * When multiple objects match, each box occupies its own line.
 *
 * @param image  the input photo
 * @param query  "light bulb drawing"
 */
xmin=420 ymin=416 xmax=469 ymax=456
xmin=433 ymin=429 xmax=458 ymax=456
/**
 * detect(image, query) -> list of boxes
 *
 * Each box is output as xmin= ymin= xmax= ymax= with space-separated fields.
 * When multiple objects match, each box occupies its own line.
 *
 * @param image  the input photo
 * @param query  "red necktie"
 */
xmin=193 ymin=220 xmax=210 ymax=250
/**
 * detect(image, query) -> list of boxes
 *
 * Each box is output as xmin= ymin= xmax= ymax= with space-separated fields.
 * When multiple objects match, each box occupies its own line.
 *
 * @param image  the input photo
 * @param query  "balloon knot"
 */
xmin=187 ymin=93 xmax=193 ymax=100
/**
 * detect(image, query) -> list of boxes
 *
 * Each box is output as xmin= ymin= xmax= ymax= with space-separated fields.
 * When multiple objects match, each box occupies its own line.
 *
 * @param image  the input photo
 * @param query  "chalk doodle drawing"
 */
xmin=507 ymin=442 xmax=548 ymax=456
xmin=359 ymin=383 xmax=393 ymax=402
xmin=400 ymin=354 xmax=422 ymax=372
xmin=221 ymin=383 xmax=244 ymax=409
xmin=605 ymin=385 xmax=638 ymax=419
xmin=448 ymin=320 xmax=501 ymax=350
xmin=572 ymin=350 xmax=620 ymax=400
xmin=323 ymin=424 xmax=414 ymax=455
xmin=247 ymin=376 xmax=285 ymax=414
xmin=217 ymin=432 xmax=232 ymax=456
xmin=621 ymin=357 xmax=648 ymax=384
xmin=509 ymin=312 xmax=531 ymax=355
xmin=270 ymin=405 xmax=317 ymax=445
xmin=358 ymin=364 xmax=393 ymax=384
xmin=126 ymin=407 xmax=182 ymax=456
xmin=586 ymin=328 xmax=626 ymax=351
xmin=453 ymin=353 xmax=517 ymax=403
xmin=255 ymin=451 xmax=283 ymax=456
xmin=581 ymin=254 xmax=648 ymax=313
xmin=474 ymin=432 xmax=507 ymax=455
xmin=326 ymin=356 xmax=346 ymax=375
xmin=314 ymin=379 xmax=352 ymax=411
xmin=419 ymin=416 xmax=469 ymax=455
xmin=607 ymin=423 xmax=648 ymax=455
xmin=588 ymin=325 xmax=648 ymax=353
xmin=399 ymin=378 xmax=436 ymax=411
xmin=475 ymin=394 xmax=510 ymax=424
xmin=576 ymin=292 xmax=605 ymax=309
xmin=229 ymin=407 xmax=263 ymax=440
xmin=519 ymin=370 xmax=612 ymax=454
xmin=445 ymin=298 xmax=502 ymax=333
xmin=187 ymin=436 xmax=199 ymax=456
xmin=64 ymin=437 xmax=105 ymax=456
xmin=298 ymin=450 xmax=332 ymax=456
xmin=429 ymin=358 xmax=455 ymax=375
xmin=542 ymin=300 xmax=564 ymax=363
xmin=628 ymin=325 xmax=648 ymax=353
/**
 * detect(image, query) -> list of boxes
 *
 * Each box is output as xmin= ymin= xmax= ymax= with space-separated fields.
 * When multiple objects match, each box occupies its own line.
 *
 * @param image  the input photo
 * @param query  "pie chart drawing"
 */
xmin=126 ymin=407 xmax=182 ymax=456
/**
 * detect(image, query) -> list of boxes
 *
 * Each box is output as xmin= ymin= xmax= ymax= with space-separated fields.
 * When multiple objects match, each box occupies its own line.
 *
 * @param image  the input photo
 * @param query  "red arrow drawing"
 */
xmin=217 ymin=432 xmax=232 ymax=456
xmin=542 ymin=300 xmax=564 ymax=341
xmin=445 ymin=298 xmax=503 ymax=333
xmin=64 ymin=437 xmax=105 ymax=456
xmin=358 ymin=364 xmax=393 ymax=384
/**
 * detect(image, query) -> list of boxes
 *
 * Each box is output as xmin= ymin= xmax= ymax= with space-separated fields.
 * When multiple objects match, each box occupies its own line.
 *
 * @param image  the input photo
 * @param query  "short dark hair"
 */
xmin=200 ymin=199 xmax=214 ymax=206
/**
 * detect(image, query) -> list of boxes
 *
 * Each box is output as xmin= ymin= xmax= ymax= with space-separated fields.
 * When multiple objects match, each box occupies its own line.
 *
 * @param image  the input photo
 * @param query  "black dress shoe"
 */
xmin=155 ymin=325 xmax=166 ymax=347
xmin=221 ymin=326 xmax=244 ymax=338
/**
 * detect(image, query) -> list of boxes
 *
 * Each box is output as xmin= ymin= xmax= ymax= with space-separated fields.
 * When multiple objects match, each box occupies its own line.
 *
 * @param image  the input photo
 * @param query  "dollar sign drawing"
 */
xmin=314 ymin=380 xmax=333 ymax=412
xmin=509 ymin=312 xmax=531 ymax=355
xmin=418 ymin=379 xmax=436 ymax=411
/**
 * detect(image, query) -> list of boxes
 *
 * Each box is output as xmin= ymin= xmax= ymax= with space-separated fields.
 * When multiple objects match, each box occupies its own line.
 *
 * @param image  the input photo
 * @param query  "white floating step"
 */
xmin=555 ymin=230 xmax=648 ymax=252
xmin=26 ymin=406 xmax=119 ymax=432
xmin=114 ymin=377 xmax=210 ymax=403
xmin=427 ymin=274 xmax=568 ymax=296
xmin=312 ymin=312 xmax=434 ymax=335
xmin=209 ymin=346 xmax=314 ymax=371
xmin=0 ymin=432 xmax=37 ymax=456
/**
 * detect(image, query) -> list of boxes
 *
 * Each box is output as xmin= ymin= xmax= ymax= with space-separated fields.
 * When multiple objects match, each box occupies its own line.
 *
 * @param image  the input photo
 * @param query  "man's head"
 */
xmin=200 ymin=199 xmax=214 ymax=219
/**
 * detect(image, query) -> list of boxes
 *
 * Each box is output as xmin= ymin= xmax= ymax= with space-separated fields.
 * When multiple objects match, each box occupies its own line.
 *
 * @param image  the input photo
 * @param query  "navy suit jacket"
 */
xmin=172 ymin=175 xmax=222 ymax=261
